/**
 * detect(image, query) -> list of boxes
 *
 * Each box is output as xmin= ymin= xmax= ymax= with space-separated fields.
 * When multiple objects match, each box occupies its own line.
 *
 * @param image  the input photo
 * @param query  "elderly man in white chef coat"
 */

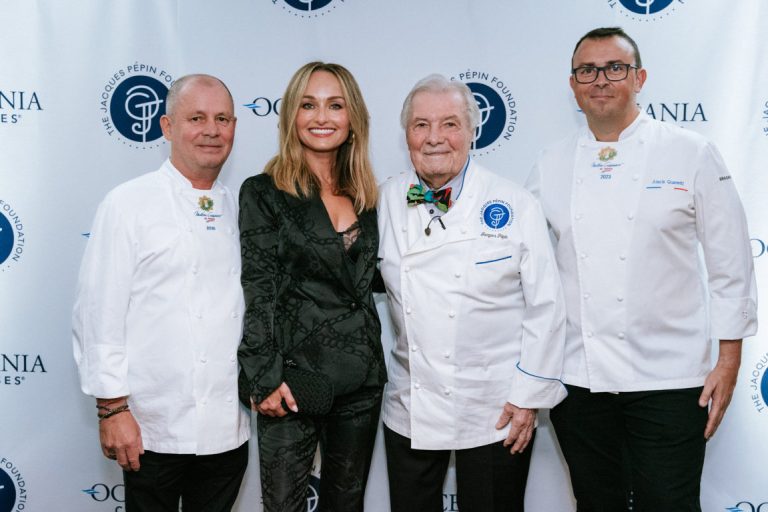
xmin=73 ymin=74 xmax=250 ymax=511
xmin=377 ymin=73 xmax=567 ymax=512
xmin=526 ymin=27 xmax=757 ymax=511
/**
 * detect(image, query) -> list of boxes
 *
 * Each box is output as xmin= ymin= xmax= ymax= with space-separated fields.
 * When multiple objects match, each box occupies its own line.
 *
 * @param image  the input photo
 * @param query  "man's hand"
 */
xmin=256 ymin=382 xmax=297 ymax=417
xmin=99 ymin=410 xmax=143 ymax=472
xmin=699 ymin=339 xmax=742 ymax=439
xmin=495 ymin=402 xmax=536 ymax=454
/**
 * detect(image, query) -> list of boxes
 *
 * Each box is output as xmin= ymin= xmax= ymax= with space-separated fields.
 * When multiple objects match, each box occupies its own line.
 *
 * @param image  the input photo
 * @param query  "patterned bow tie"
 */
xmin=406 ymin=184 xmax=452 ymax=213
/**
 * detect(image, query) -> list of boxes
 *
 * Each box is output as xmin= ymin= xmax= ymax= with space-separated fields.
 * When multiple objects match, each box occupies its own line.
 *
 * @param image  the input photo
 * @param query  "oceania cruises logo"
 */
xmin=99 ymin=64 xmax=174 ymax=149
xmin=727 ymin=502 xmax=768 ymax=512
xmin=0 ymin=90 xmax=43 ymax=125
xmin=0 ymin=456 xmax=28 ymax=512
xmin=0 ymin=198 xmax=25 ymax=273
xmin=451 ymin=70 xmax=518 ymax=156
xmin=244 ymin=96 xmax=281 ymax=117
xmin=273 ymin=0 xmax=344 ymax=18
xmin=609 ymin=0 xmax=685 ymax=21
xmin=748 ymin=351 xmax=768 ymax=415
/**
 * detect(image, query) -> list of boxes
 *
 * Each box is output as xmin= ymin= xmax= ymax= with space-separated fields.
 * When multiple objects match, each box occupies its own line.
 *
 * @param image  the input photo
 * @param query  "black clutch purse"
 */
xmin=281 ymin=362 xmax=335 ymax=416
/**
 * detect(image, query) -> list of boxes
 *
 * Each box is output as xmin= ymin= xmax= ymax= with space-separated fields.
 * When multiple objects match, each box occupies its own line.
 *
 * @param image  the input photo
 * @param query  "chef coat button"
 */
xmin=231 ymin=311 xmax=239 ymax=318
xmin=401 ymin=226 xmax=407 ymax=232
xmin=583 ymin=293 xmax=590 ymax=300
xmin=227 ymin=396 xmax=233 ymax=403
xmin=411 ymin=345 xmax=418 ymax=352
xmin=443 ymin=351 xmax=451 ymax=359
xmin=449 ymin=310 xmax=456 ymax=318
xmin=414 ymin=382 xmax=421 ymax=390
xmin=627 ymin=213 xmax=635 ymax=220
xmin=404 ymin=266 xmax=411 ymax=272
xmin=618 ymin=332 xmax=625 ymax=339
xmin=191 ymin=265 xmax=198 ymax=274
xmin=230 ymin=267 xmax=238 ymax=275
xmin=200 ymin=356 xmax=207 ymax=363
xmin=580 ymin=252 xmax=587 ymax=259
xmin=201 ymin=398 xmax=208 ymax=405
xmin=460 ymin=227 xmax=468 ymax=234
xmin=742 ymin=311 xmax=749 ymax=319
xmin=586 ymin=331 xmax=593 ymax=338
xmin=617 ymin=296 xmax=624 ymax=302
xmin=576 ymin=178 xmax=583 ymax=185
xmin=632 ymin=174 xmax=640 ymax=181
xmin=195 ymin=312 xmax=203 ymax=319
xmin=443 ymin=388 xmax=452 ymax=396
xmin=230 ymin=355 xmax=236 ymax=362
xmin=454 ymin=271 xmax=462 ymax=278
xmin=619 ymin=254 xmax=627 ymax=261
xmin=406 ymin=307 xmax=412 ymax=315
xmin=228 ymin=227 xmax=235 ymax=235
xmin=579 ymin=142 xmax=586 ymax=147
xmin=575 ymin=214 xmax=583 ymax=221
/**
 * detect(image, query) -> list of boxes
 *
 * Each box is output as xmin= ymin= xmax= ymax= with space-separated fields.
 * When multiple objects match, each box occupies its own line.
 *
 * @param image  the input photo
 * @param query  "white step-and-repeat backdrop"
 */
xmin=1 ymin=1 xmax=767 ymax=510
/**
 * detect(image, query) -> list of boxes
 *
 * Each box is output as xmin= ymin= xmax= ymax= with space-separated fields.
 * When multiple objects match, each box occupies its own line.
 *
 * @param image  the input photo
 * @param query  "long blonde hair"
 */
xmin=265 ymin=62 xmax=377 ymax=212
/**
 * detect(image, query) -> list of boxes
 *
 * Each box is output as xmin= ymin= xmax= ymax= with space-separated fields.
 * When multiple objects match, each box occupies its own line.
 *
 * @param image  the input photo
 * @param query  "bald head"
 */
xmin=165 ymin=74 xmax=234 ymax=118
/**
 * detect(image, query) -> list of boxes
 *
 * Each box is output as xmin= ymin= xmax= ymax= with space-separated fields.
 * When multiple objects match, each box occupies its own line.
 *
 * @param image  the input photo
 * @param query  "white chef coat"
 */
xmin=73 ymin=160 xmax=250 ymax=455
xmin=378 ymin=160 xmax=567 ymax=450
xmin=527 ymin=113 xmax=757 ymax=393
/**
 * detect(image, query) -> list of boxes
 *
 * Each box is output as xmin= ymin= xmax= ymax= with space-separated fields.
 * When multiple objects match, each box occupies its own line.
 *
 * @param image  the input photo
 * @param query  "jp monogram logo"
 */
xmin=274 ymin=0 xmax=343 ymax=18
xmin=99 ymin=63 xmax=174 ymax=149
xmin=609 ymin=0 xmax=685 ymax=21
xmin=452 ymin=70 xmax=518 ymax=156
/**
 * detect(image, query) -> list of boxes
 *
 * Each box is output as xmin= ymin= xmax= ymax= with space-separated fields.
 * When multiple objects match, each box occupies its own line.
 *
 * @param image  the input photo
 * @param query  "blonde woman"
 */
xmin=237 ymin=62 xmax=385 ymax=512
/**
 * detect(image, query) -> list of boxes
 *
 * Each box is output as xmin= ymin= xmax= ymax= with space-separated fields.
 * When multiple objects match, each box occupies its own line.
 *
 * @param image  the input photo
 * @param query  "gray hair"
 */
xmin=400 ymin=74 xmax=480 ymax=131
xmin=165 ymin=74 xmax=234 ymax=117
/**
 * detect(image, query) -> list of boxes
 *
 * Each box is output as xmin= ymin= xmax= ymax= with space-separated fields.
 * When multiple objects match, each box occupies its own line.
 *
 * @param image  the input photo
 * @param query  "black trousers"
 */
xmin=550 ymin=385 xmax=707 ymax=512
xmin=384 ymin=425 xmax=535 ymax=512
xmin=123 ymin=441 xmax=248 ymax=512
xmin=257 ymin=386 xmax=383 ymax=512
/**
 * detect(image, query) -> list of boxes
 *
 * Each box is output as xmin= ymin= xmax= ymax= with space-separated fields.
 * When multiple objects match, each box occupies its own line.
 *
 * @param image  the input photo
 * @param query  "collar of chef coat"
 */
xmin=583 ymin=110 xmax=648 ymax=143
xmin=160 ymin=158 xmax=225 ymax=195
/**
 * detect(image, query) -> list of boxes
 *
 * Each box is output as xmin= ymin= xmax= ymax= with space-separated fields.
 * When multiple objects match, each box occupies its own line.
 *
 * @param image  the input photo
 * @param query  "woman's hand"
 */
xmin=255 ymin=382 xmax=298 ymax=416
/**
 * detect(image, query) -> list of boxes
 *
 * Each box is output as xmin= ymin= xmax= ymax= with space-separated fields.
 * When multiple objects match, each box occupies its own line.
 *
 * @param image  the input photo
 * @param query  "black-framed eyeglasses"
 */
xmin=571 ymin=63 xmax=638 ymax=84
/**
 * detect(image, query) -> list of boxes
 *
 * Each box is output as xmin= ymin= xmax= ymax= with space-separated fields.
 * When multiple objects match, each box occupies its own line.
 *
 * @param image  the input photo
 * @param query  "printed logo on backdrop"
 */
xmin=451 ymin=71 xmax=518 ymax=156
xmin=273 ymin=0 xmax=345 ymax=18
xmin=608 ymin=0 xmax=685 ymax=21
xmin=82 ymin=482 xmax=124 ymax=509
xmin=727 ymin=502 xmax=768 ymax=512
xmin=752 ymin=238 xmax=766 ymax=258
xmin=643 ymin=102 xmax=707 ymax=123
xmin=748 ymin=351 xmax=768 ymax=415
xmin=0 ymin=90 xmax=43 ymax=125
xmin=0 ymin=198 xmax=25 ymax=273
xmin=762 ymin=100 xmax=768 ymax=137
xmin=99 ymin=64 xmax=174 ymax=149
xmin=1 ymin=353 xmax=46 ymax=387
xmin=0 ymin=456 xmax=28 ymax=512
xmin=244 ymin=96 xmax=281 ymax=117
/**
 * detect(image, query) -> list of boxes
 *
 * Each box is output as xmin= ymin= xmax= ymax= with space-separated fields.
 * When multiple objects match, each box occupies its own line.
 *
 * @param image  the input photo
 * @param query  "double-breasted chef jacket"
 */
xmin=526 ymin=113 xmax=757 ymax=393
xmin=378 ymin=159 xmax=567 ymax=450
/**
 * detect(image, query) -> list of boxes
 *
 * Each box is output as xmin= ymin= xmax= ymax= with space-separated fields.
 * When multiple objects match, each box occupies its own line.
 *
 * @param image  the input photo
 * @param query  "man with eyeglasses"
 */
xmin=73 ymin=74 xmax=250 ymax=510
xmin=527 ymin=27 xmax=756 ymax=511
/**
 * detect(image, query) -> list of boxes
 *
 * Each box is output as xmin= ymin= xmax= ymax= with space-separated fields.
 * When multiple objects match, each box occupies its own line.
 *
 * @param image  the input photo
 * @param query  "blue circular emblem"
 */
xmin=110 ymin=75 xmax=167 ymax=143
xmin=482 ymin=202 xmax=512 ymax=230
xmin=761 ymin=366 xmax=768 ymax=407
xmin=0 ymin=213 xmax=12 ymax=265
xmin=0 ymin=468 xmax=16 ymax=512
xmin=618 ymin=0 xmax=674 ymax=15
xmin=466 ymin=82 xmax=505 ymax=150
xmin=284 ymin=0 xmax=333 ymax=11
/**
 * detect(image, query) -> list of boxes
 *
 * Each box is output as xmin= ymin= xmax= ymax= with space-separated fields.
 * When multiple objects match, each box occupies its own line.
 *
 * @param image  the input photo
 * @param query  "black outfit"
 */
xmin=384 ymin=426 xmax=534 ymax=512
xmin=123 ymin=442 xmax=248 ymax=512
xmin=237 ymin=174 xmax=386 ymax=512
xmin=550 ymin=385 xmax=707 ymax=512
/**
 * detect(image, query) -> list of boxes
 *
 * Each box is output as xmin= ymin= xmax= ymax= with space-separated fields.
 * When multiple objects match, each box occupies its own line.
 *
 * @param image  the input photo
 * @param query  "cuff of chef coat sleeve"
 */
xmin=710 ymin=297 xmax=758 ymax=340
xmin=507 ymin=365 xmax=568 ymax=409
xmin=80 ymin=344 xmax=130 ymax=398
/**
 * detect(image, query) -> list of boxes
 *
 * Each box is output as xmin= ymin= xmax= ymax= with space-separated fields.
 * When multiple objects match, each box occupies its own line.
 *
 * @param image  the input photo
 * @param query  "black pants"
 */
xmin=384 ymin=425 xmax=535 ymax=512
xmin=257 ymin=386 xmax=383 ymax=512
xmin=550 ymin=385 xmax=707 ymax=512
xmin=123 ymin=441 xmax=248 ymax=512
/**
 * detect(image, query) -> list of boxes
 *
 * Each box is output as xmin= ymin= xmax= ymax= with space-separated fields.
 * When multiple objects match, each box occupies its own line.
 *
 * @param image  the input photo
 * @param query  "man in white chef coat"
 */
xmin=73 ymin=74 xmax=250 ymax=511
xmin=377 ymin=74 xmax=567 ymax=512
xmin=526 ymin=27 xmax=757 ymax=511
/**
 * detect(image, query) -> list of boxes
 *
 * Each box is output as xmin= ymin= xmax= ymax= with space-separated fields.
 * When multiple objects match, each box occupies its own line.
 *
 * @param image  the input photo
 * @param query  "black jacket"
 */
xmin=237 ymin=173 xmax=386 ymax=405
